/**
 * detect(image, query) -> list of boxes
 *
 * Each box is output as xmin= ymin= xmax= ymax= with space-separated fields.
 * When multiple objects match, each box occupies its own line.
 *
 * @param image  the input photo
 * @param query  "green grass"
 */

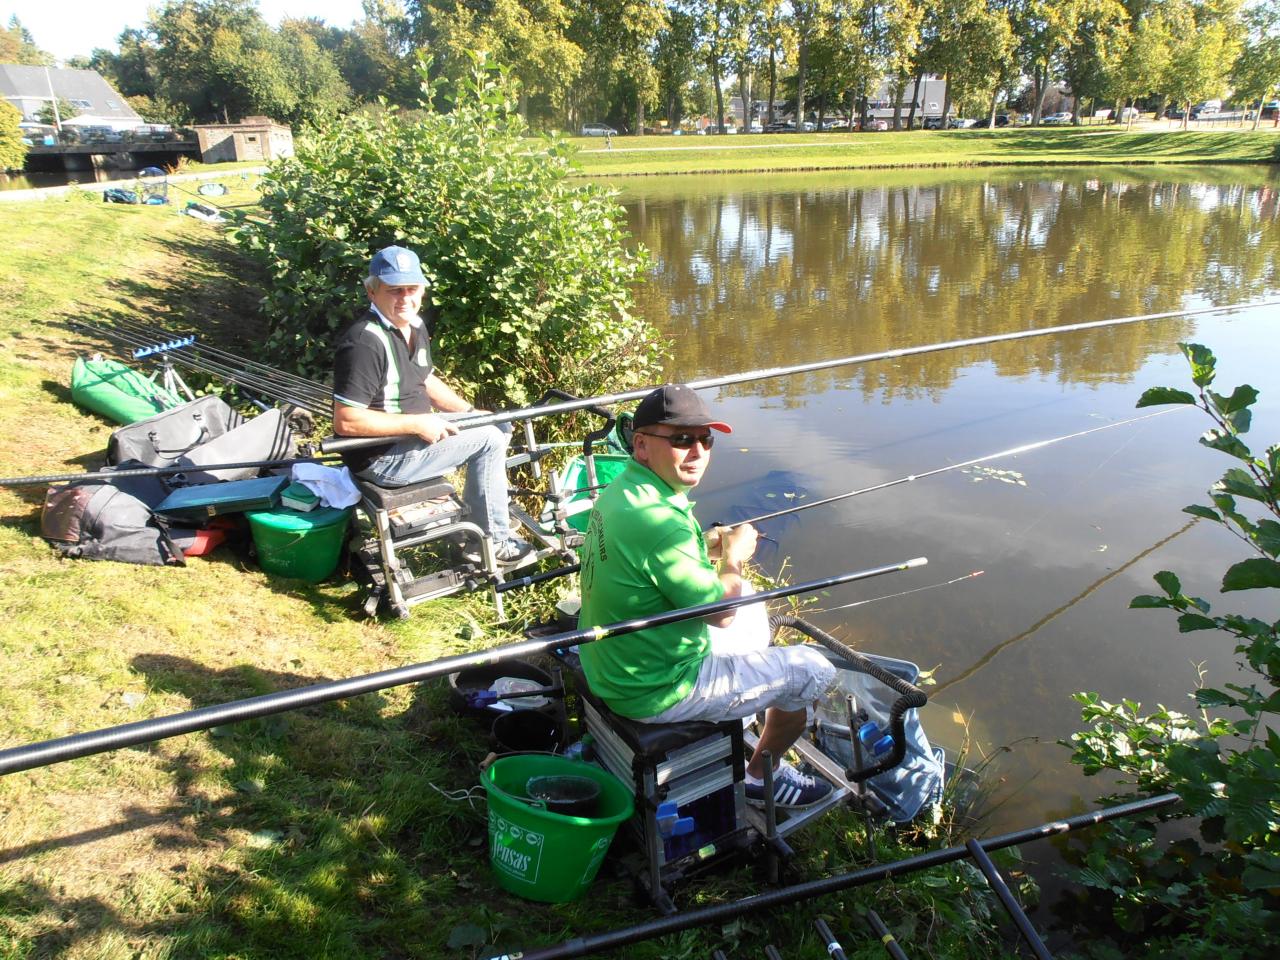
xmin=568 ymin=127 xmax=1280 ymax=176
xmin=0 ymin=188 xmax=1020 ymax=959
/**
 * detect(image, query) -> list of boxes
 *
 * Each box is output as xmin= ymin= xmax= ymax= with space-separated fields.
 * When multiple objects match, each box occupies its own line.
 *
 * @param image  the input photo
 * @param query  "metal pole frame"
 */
xmin=504 ymin=793 xmax=1180 ymax=960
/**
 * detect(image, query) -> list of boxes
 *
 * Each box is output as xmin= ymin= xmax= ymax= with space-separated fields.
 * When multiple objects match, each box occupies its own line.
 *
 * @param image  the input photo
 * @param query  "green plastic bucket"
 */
xmin=246 ymin=505 xmax=351 ymax=583
xmin=482 ymin=754 xmax=633 ymax=902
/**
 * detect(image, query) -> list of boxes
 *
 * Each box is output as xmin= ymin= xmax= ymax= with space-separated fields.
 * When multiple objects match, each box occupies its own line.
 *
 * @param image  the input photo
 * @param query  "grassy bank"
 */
xmin=570 ymin=127 xmax=1280 ymax=176
xmin=0 ymin=189 xmax=1014 ymax=959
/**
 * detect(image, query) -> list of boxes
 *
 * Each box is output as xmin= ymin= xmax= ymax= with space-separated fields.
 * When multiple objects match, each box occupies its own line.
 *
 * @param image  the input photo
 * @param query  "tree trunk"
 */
xmin=635 ymin=95 xmax=645 ymax=137
xmin=1033 ymin=64 xmax=1047 ymax=124
xmin=767 ymin=46 xmax=777 ymax=126
xmin=941 ymin=72 xmax=952 ymax=128
xmin=738 ymin=67 xmax=751 ymax=132
xmin=891 ymin=77 xmax=903 ymax=131
xmin=519 ymin=91 xmax=528 ymax=122
xmin=1182 ymin=99 xmax=1189 ymax=131
xmin=906 ymin=72 xmax=922 ymax=130
xmin=988 ymin=90 xmax=998 ymax=129
xmin=795 ymin=34 xmax=808 ymax=131
xmin=711 ymin=46 xmax=725 ymax=132
xmin=816 ymin=91 xmax=826 ymax=131
xmin=849 ymin=89 xmax=857 ymax=129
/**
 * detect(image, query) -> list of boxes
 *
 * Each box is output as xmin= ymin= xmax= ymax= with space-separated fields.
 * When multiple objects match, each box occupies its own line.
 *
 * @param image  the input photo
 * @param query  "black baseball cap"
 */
xmin=633 ymin=384 xmax=732 ymax=433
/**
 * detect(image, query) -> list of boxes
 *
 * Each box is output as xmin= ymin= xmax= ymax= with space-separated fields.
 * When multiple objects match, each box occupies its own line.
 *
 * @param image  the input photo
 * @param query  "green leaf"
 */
xmin=1207 ymin=384 xmax=1258 ymax=416
xmin=1131 ymin=595 xmax=1172 ymax=609
xmin=1136 ymin=386 xmax=1196 ymax=408
xmin=1182 ymin=504 xmax=1221 ymax=522
xmin=1177 ymin=613 xmax=1218 ymax=632
xmin=1179 ymin=342 xmax=1216 ymax=387
xmin=1222 ymin=558 xmax=1280 ymax=592
xmin=1218 ymin=468 xmax=1268 ymax=504
xmin=1194 ymin=688 xmax=1236 ymax=707
xmin=1200 ymin=429 xmax=1251 ymax=460
xmin=1251 ymin=519 xmax=1280 ymax=557
xmin=1153 ymin=570 xmax=1182 ymax=597
xmin=1242 ymin=865 xmax=1280 ymax=893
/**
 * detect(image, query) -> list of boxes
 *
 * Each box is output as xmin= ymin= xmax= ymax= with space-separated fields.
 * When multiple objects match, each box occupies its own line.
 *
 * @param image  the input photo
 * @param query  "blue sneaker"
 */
xmin=745 ymin=764 xmax=833 ymax=810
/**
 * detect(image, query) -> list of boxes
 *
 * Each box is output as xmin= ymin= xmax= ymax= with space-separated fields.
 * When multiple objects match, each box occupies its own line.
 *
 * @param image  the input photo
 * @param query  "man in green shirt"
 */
xmin=579 ymin=384 xmax=835 ymax=809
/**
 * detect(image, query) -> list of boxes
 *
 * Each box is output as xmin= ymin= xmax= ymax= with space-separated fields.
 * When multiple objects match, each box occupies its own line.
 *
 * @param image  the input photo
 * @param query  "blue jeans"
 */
xmin=358 ymin=422 xmax=515 ymax=543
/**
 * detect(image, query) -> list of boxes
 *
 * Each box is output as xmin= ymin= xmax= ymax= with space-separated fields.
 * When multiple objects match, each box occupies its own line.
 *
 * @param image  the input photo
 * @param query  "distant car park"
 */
xmin=130 ymin=124 xmax=174 ymax=142
xmin=580 ymin=122 xmax=617 ymax=137
xmin=1042 ymin=112 xmax=1073 ymax=125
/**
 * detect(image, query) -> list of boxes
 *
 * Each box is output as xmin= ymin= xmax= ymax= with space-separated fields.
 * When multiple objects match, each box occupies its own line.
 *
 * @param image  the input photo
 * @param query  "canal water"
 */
xmin=615 ymin=166 xmax=1279 ymax=834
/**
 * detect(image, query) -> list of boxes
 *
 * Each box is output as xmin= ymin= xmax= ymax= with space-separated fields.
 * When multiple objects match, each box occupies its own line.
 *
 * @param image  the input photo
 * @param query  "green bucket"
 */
xmin=482 ymin=754 xmax=634 ymax=902
xmin=246 ymin=506 xmax=351 ymax=583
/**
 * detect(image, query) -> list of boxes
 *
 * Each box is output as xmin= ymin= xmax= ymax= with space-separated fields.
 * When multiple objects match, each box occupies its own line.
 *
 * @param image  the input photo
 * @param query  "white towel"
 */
xmin=292 ymin=462 xmax=361 ymax=509
xmin=708 ymin=582 xmax=770 ymax=656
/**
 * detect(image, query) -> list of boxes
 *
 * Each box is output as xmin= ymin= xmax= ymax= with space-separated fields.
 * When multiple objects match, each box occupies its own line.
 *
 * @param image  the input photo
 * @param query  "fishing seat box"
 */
xmin=557 ymin=651 xmax=749 ymax=913
xmin=154 ymin=475 xmax=289 ymax=522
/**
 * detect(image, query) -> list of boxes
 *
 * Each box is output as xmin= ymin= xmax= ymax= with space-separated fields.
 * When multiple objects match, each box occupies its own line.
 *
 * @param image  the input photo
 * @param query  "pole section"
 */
xmin=0 ymin=558 xmax=926 ymax=776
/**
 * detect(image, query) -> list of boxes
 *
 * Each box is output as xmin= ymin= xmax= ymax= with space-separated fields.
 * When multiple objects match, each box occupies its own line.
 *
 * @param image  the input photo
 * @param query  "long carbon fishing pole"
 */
xmin=319 ymin=298 xmax=1277 ymax=452
xmin=505 ymin=792 xmax=1180 ymax=960
xmin=0 ymin=456 xmax=343 ymax=488
xmin=0 ymin=557 xmax=925 ymax=776
xmin=726 ymin=408 xmax=1183 ymax=529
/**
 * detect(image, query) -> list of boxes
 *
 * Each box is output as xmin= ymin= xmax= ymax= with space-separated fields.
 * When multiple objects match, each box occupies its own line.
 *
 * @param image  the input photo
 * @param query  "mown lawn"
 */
xmin=570 ymin=127 xmax=1280 ymax=176
xmin=0 ymin=184 xmax=1019 ymax=959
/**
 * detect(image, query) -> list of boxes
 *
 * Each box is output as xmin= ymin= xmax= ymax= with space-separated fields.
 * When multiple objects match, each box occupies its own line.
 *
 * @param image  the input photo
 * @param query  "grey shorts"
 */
xmin=641 ymin=645 xmax=837 ymax=725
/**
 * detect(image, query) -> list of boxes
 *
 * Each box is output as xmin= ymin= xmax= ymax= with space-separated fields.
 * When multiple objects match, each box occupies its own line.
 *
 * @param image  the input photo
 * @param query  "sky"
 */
xmin=4 ymin=1 xmax=368 ymax=64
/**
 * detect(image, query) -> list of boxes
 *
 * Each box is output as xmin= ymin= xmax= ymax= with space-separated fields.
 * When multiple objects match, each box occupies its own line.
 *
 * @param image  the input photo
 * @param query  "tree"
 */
xmin=0 ymin=99 xmax=27 ymax=172
xmin=0 ymin=15 xmax=53 ymax=65
xmin=1233 ymin=0 xmax=1280 ymax=130
xmin=1059 ymin=0 xmax=1129 ymax=121
xmin=1163 ymin=0 xmax=1243 ymax=129
xmin=277 ymin=19 xmax=353 ymax=126
xmin=149 ymin=0 xmax=296 ymax=123
xmin=654 ymin=6 xmax=701 ymax=128
xmin=1109 ymin=2 xmax=1174 ymax=128
xmin=234 ymin=57 xmax=662 ymax=418
xmin=426 ymin=0 xmax=584 ymax=125
xmin=36 ymin=97 xmax=75 ymax=126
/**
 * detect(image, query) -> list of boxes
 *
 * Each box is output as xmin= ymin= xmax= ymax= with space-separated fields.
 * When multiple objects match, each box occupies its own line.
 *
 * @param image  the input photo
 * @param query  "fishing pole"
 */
xmin=0 ymin=557 xmax=926 ymax=777
xmin=721 ymin=408 xmax=1184 ymax=530
xmin=320 ymin=298 xmax=1278 ymax=452
xmin=0 ymin=456 xmax=343 ymax=489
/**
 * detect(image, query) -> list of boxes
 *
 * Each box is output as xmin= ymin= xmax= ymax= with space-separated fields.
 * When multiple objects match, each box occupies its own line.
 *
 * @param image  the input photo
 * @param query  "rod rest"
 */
xmin=769 ymin=614 xmax=927 ymax=783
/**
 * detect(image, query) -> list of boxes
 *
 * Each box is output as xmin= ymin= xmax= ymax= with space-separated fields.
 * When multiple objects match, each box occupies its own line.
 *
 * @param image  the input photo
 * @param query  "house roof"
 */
xmin=0 ymin=64 xmax=140 ymax=121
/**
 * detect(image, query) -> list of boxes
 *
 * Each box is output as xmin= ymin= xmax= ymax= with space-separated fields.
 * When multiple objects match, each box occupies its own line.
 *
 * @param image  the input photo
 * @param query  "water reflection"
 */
xmin=623 ymin=168 xmax=1280 ymax=400
xmin=616 ymin=167 xmax=1280 ymax=836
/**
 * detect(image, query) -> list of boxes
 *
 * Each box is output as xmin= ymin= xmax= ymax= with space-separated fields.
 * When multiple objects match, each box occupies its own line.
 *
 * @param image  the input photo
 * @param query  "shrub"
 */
xmin=0 ymin=100 xmax=27 ymax=172
xmin=233 ymin=56 xmax=663 ymax=418
xmin=1063 ymin=343 xmax=1280 ymax=955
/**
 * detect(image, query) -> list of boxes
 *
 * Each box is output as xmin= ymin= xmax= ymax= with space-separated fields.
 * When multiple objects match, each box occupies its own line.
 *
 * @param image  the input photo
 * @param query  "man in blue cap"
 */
xmin=332 ymin=245 xmax=533 ymax=566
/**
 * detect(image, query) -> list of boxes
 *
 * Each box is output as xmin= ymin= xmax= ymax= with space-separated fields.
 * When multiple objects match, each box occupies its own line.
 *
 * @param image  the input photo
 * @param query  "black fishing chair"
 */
xmin=555 ymin=616 xmax=926 ymax=913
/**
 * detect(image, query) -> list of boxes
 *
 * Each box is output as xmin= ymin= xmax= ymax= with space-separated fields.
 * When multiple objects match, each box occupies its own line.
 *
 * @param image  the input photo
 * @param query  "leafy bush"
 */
xmin=0 ymin=100 xmax=27 ymax=172
xmin=234 ymin=57 xmax=663 ymax=417
xmin=1063 ymin=343 xmax=1280 ymax=955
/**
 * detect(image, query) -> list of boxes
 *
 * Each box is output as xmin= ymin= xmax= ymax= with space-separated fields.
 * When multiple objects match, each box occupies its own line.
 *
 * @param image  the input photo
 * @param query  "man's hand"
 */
xmin=707 ymin=522 xmax=757 ymax=568
xmin=411 ymin=413 xmax=460 ymax=444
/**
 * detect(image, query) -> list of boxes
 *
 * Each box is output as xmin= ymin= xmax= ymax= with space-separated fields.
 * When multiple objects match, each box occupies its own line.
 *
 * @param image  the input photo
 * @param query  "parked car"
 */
xmin=764 ymin=120 xmax=794 ymax=132
xmin=1164 ymin=105 xmax=1187 ymax=120
xmin=1189 ymin=101 xmax=1220 ymax=119
xmin=82 ymin=125 xmax=125 ymax=143
xmin=922 ymin=116 xmax=947 ymax=130
xmin=948 ymin=117 xmax=978 ymax=129
xmin=1117 ymin=107 xmax=1141 ymax=122
xmin=820 ymin=117 xmax=850 ymax=131
xmin=859 ymin=118 xmax=889 ymax=131
xmin=707 ymin=123 xmax=738 ymax=134
xmin=130 ymin=124 xmax=174 ymax=142
xmin=748 ymin=120 xmax=763 ymax=133
xmin=1042 ymin=112 xmax=1073 ymax=125
xmin=580 ymin=122 xmax=617 ymax=137
xmin=993 ymin=113 xmax=1013 ymax=127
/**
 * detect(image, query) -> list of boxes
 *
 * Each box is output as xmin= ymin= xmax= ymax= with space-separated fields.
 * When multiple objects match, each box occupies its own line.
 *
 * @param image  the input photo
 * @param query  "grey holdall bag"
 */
xmin=40 ymin=462 xmax=193 ymax=566
xmin=106 ymin=398 xmax=293 ymax=482
xmin=107 ymin=396 xmax=243 ymax=468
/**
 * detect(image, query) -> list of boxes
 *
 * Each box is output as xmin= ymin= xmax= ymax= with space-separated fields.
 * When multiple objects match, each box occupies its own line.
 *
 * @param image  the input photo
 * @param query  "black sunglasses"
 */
xmin=637 ymin=430 xmax=715 ymax=450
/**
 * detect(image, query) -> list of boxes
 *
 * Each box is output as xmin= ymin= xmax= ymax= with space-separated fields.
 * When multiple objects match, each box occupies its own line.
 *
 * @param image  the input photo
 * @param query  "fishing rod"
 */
xmin=103 ymin=315 xmax=334 ymax=400
xmin=73 ymin=321 xmax=334 ymax=416
xmin=320 ymin=298 xmax=1277 ymax=452
xmin=0 ymin=456 xmax=343 ymax=489
xmin=79 ymin=324 xmax=332 ymax=418
xmin=719 ymin=408 xmax=1184 ymax=530
xmin=811 ymin=570 xmax=985 ymax=616
xmin=0 ymin=557 xmax=926 ymax=776
xmin=505 ymin=792 xmax=1180 ymax=960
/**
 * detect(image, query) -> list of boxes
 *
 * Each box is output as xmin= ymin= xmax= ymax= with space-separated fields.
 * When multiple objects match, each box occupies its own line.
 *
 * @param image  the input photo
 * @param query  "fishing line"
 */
xmin=932 ymin=518 xmax=1198 ymax=695
xmin=809 ymin=570 xmax=985 ymax=617
xmin=726 ymin=407 xmax=1187 ymax=530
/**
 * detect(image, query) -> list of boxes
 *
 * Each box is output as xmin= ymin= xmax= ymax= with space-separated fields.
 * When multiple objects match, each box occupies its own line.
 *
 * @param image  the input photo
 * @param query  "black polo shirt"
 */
xmin=333 ymin=308 xmax=434 ymax=472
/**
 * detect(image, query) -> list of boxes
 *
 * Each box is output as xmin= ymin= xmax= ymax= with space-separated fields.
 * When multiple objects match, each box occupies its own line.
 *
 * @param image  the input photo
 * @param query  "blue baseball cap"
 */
xmin=369 ymin=245 xmax=426 ymax=286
